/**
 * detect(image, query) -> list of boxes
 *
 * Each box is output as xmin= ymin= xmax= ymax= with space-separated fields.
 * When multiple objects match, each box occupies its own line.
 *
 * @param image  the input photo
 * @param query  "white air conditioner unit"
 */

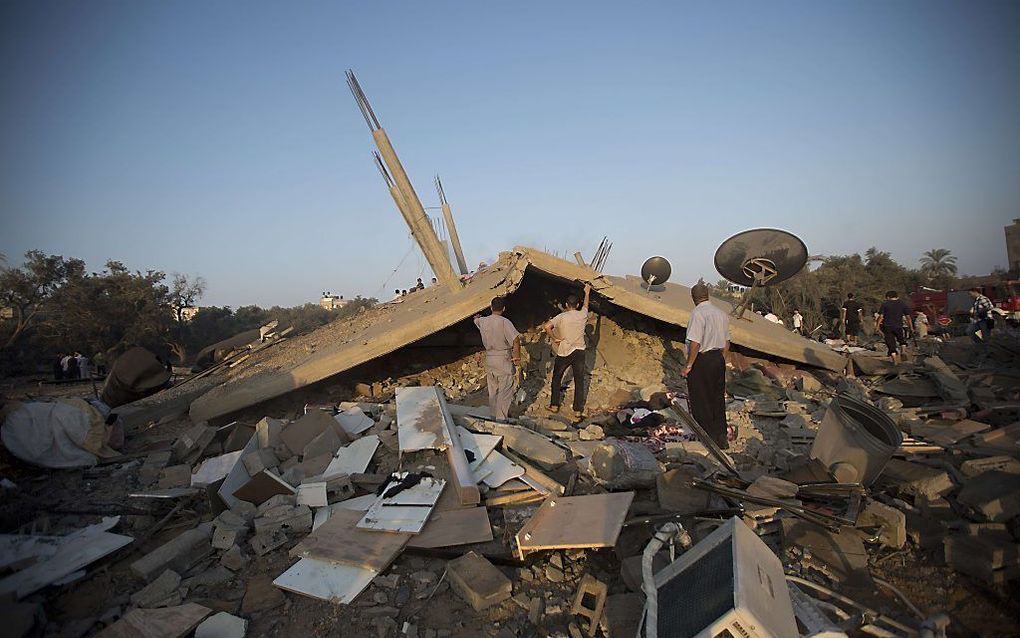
xmin=651 ymin=516 xmax=798 ymax=638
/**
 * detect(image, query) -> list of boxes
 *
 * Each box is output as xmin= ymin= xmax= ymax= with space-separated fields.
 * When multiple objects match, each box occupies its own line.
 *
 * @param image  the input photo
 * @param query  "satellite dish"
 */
xmin=640 ymin=256 xmax=671 ymax=289
xmin=714 ymin=228 xmax=808 ymax=287
xmin=714 ymin=228 xmax=808 ymax=318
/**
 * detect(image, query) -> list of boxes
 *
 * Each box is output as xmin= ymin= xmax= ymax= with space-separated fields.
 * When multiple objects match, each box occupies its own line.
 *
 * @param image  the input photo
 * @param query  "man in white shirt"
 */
xmin=474 ymin=297 xmax=522 ymax=421
xmin=792 ymin=308 xmax=804 ymax=335
xmin=543 ymin=283 xmax=591 ymax=420
xmin=682 ymin=281 xmax=731 ymax=448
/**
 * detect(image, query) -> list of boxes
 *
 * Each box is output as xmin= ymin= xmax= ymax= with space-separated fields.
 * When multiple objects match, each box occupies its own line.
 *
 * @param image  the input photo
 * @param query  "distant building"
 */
xmin=171 ymin=305 xmax=202 ymax=322
xmin=319 ymin=293 xmax=350 ymax=311
xmin=1006 ymin=218 xmax=1020 ymax=273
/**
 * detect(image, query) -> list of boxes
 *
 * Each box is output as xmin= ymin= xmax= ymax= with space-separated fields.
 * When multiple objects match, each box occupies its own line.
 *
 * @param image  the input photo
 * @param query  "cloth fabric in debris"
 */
xmin=0 ymin=398 xmax=120 ymax=468
xmin=624 ymin=423 xmax=697 ymax=454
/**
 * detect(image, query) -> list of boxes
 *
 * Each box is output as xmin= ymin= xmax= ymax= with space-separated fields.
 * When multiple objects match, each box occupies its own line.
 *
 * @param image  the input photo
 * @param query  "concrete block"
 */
xmin=958 ymin=471 xmax=1020 ymax=522
xmin=241 ymin=449 xmax=279 ymax=476
xmin=879 ymin=459 xmax=955 ymax=499
xmin=157 ymin=464 xmax=193 ymax=489
xmin=213 ymin=526 xmax=248 ymax=551
xmin=960 ymin=456 xmax=1020 ymax=478
xmin=257 ymin=493 xmax=295 ymax=515
xmin=944 ymin=534 xmax=1020 ymax=584
xmin=302 ymin=427 xmax=342 ymax=460
xmin=253 ymin=505 xmax=312 ymax=536
xmin=172 ymin=422 xmax=216 ymax=464
xmin=255 ymin=417 xmax=284 ymax=450
xmin=130 ymin=569 xmax=182 ymax=608
xmin=447 ymin=551 xmax=512 ymax=612
xmin=219 ymin=544 xmax=249 ymax=572
xmin=249 ymin=529 xmax=288 ymax=556
xmin=131 ymin=522 xmax=214 ymax=582
xmin=856 ymin=500 xmax=907 ymax=548
xmin=195 ymin=611 xmax=248 ymax=638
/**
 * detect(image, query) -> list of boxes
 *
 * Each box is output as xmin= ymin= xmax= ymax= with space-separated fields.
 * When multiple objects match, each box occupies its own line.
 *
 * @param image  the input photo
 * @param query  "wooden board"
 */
xmin=407 ymin=507 xmax=493 ymax=549
xmin=436 ymin=391 xmax=481 ymax=505
xmin=95 ymin=603 xmax=212 ymax=638
xmin=323 ymin=435 xmax=379 ymax=480
xmin=290 ymin=509 xmax=410 ymax=571
xmin=273 ymin=558 xmax=375 ymax=605
xmin=514 ymin=492 xmax=634 ymax=559
xmin=396 ymin=386 xmax=451 ymax=452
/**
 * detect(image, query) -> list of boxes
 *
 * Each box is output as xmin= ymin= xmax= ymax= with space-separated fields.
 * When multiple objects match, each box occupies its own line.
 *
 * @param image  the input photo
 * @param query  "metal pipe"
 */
xmin=640 ymin=522 xmax=692 ymax=638
xmin=786 ymin=575 xmax=919 ymax=636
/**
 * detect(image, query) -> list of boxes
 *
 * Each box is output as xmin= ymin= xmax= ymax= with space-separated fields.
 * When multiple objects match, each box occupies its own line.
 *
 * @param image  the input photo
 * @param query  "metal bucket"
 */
xmin=809 ymin=393 xmax=902 ymax=485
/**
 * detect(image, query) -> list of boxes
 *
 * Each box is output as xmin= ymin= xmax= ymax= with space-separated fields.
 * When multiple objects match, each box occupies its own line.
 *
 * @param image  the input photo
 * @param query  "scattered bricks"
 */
xmin=131 ymin=522 xmax=214 ymax=582
xmin=242 ymin=448 xmax=279 ymax=476
xmin=447 ymin=551 xmax=512 ymax=612
xmin=139 ymin=450 xmax=172 ymax=486
xmin=957 ymin=471 xmax=1020 ymax=522
xmin=960 ymin=456 xmax=1020 ymax=478
xmin=130 ymin=569 xmax=182 ymax=608
xmin=856 ymin=500 xmax=907 ymax=548
xmin=879 ymin=459 xmax=955 ymax=499
xmin=230 ymin=500 xmax=257 ymax=522
xmin=219 ymin=545 xmax=249 ymax=572
xmin=253 ymin=505 xmax=312 ymax=536
xmin=249 ymin=529 xmax=288 ymax=556
xmin=325 ymin=474 xmax=355 ymax=501
xmin=944 ymin=534 xmax=1020 ymax=585
xmin=172 ymin=422 xmax=216 ymax=465
xmin=157 ymin=464 xmax=193 ymax=489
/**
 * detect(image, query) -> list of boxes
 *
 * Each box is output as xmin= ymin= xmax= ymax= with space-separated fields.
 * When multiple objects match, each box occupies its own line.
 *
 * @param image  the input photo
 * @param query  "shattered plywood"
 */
xmin=514 ymin=492 xmax=634 ymax=558
xmin=190 ymin=248 xmax=844 ymax=421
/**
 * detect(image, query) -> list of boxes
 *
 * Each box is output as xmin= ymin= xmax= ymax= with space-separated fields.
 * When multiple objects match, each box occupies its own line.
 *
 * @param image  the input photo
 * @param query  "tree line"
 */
xmin=0 ymin=250 xmax=376 ymax=375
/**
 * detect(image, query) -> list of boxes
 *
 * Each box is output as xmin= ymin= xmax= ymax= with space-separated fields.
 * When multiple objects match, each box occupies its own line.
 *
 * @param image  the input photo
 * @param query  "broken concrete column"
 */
xmin=212 ymin=510 xmax=250 ymax=550
xmin=447 ymin=551 xmax=512 ymax=612
xmin=130 ymin=522 xmax=214 ymax=582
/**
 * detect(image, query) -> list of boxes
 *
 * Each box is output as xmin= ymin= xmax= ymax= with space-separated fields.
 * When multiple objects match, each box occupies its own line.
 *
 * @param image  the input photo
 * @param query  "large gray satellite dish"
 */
xmin=714 ymin=228 xmax=807 ymax=318
xmin=640 ymin=256 xmax=671 ymax=290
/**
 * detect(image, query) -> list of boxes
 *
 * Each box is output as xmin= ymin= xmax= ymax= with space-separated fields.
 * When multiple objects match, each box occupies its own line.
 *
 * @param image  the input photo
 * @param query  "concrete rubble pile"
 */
xmin=3 ymin=306 xmax=1020 ymax=638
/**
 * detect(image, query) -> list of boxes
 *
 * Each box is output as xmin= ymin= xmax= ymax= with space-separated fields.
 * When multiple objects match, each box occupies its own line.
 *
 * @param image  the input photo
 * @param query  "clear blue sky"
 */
xmin=2 ymin=1 xmax=1018 ymax=307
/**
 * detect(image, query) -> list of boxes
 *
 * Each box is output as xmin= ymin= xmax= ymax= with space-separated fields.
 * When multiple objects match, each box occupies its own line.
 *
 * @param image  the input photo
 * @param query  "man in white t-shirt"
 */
xmin=683 ymin=281 xmax=731 ymax=448
xmin=792 ymin=308 xmax=804 ymax=335
xmin=543 ymin=283 xmax=591 ymax=420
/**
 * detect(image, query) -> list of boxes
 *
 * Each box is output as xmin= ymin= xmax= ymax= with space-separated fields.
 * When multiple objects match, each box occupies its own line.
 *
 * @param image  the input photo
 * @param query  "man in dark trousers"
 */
xmin=544 ymin=283 xmax=591 ymax=421
xmin=682 ymin=281 xmax=731 ymax=448
xmin=841 ymin=293 xmax=863 ymax=345
xmin=877 ymin=290 xmax=910 ymax=364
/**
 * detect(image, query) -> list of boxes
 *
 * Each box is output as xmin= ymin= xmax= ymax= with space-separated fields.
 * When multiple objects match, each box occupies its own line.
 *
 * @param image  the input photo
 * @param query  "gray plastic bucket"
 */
xmin=809 ymin=393 xmax=903 ymax=485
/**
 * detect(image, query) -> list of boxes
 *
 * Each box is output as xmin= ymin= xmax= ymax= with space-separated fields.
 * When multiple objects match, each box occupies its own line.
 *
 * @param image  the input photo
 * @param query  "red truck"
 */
xmin=910 ymin=280 xmax=1020 ymax=332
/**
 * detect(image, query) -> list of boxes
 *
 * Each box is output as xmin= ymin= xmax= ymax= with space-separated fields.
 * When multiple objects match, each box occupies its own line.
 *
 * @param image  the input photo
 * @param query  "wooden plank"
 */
xmin=397 ymin=386 xmax=451 ymax=452
xmin=96 ymin=603 xmax=212 ymax=638
xmin=515 ymin=492 xmax=635 ymax=559
xmin=273 ymin=557 xmax=375 ymax=605
xmin=407 ymin=507 xmax=493 ymax=549
xmin=291 ymin=509 xmax=410 ymax=570
xmin=322 ymin=435 xmax=380 ymax=480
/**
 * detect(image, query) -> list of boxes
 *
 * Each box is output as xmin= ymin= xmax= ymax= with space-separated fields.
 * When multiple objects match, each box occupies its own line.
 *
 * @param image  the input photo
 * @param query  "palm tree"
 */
xmin=920 ymin=248 xmax=958 ymax=280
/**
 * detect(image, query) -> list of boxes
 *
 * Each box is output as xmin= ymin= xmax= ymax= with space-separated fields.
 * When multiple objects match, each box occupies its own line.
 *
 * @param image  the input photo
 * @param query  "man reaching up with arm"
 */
xmin=544 ymin=283 xmax=591 ymax=422
xmin=682 ymin=280 xmax=732 ymax=449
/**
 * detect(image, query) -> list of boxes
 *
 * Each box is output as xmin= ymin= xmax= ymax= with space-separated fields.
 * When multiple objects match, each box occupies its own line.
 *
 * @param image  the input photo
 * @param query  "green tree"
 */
xmin=0 ymin=251 xmax=85 ymax=351
xmin=919 ymin=248 xmax=958 ymax=290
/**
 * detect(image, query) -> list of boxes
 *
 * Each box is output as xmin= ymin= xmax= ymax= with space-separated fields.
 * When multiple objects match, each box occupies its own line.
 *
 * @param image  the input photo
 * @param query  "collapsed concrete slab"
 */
xmin=189 ymin=247 xmax=845 ymax=422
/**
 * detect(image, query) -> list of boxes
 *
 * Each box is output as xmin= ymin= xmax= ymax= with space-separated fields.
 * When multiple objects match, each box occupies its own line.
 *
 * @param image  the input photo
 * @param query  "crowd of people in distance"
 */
xmin=52 ymin=351 xmax=107 ymax=381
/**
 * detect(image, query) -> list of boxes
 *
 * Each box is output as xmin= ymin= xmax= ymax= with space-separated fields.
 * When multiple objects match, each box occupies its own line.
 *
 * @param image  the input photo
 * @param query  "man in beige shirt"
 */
xmin=543 ymin=283 xmax=591 ymax=420
xmin=474 ymin=297 xmax=522 ymax=421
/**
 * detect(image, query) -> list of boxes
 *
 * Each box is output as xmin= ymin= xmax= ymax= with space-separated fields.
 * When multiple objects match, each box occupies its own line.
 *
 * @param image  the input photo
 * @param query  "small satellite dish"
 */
xmin=640 ymin=256 xmax=671 ymax=291
xmin=714 ymin=228 xmax=808 ymax=318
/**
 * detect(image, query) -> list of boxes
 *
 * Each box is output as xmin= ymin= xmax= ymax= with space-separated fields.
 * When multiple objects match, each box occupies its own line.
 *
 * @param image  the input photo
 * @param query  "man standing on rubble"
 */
xmin=474 ymin=297 xmax=522 ymax=421
xmin=877 ymin=290 xmax=910 ymax=364
xmin=841 ymin=293 xmax=863 ymax=345
xmin=544 ymin=283 xmax=591 ymax=421
xmin=968 ymin=288 xmax=995 ymax=345
xmin=682 ymin=281 xmax=731 ymax=448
